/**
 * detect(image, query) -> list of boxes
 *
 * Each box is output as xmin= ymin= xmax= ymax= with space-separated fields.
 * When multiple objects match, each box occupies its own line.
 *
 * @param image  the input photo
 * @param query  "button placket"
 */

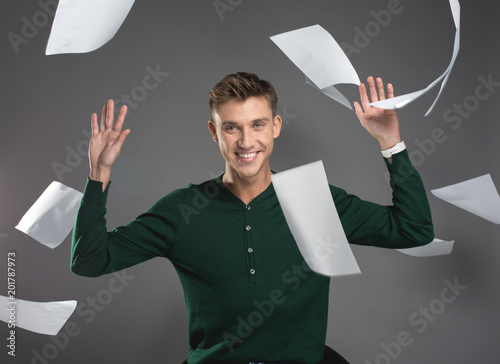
xmin=244 ymin=204 xmax=256 ymax=283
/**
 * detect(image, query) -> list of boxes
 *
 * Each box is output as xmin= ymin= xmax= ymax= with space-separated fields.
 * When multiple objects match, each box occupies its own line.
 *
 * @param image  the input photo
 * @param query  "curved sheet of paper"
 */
xmin=271 ymin=161 xmax=361 ymax=277
xmin=46 ymin=0 xmax=135 ymax=55
xmin=271 ymin=24 xmax=360 ymax=110
xmin=370 ymin=0 xmax=460 ymax=116
xmin=15 ymin=182 xmax=83 ymax=248
xmin=305 ymin=76 xmax=353 ymax=110
xmin=431 ymin=174 xmax=500 ymax=224
xmin=0 ymin=296 xmax=77 ymax=335
xmin=396 ymin=238 xmax=454 ymax=257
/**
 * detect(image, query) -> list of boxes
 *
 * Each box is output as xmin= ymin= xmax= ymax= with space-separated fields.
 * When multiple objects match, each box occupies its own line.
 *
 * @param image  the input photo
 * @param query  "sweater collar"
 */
xmin=214 ymin=173 xmax=276 ymax=207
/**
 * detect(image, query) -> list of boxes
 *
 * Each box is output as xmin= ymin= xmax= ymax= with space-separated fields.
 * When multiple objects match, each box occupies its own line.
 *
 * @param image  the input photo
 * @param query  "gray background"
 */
xmin=1 ymin=0 xmax=499 ymax=363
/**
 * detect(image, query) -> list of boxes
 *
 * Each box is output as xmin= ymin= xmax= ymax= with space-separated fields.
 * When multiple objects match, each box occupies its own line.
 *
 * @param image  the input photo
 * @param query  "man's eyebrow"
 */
xmin=221 ymin=118 xmax=271 ymax=125
xmin=251 ymin=117 xmax=271 ymax=123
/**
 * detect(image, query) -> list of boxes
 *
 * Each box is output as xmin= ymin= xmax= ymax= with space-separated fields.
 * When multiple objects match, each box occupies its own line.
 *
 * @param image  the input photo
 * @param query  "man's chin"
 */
xmin=227 ymin=159 xmax=269 ymax=181
xmin=234 ymin=166 xmax=261 ymax=180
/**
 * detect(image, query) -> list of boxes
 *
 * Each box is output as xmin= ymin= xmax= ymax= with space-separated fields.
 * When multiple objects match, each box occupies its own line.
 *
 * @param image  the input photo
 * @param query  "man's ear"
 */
xmin=208 ymin=120 xmax=218 ymax=142
xmin=273 ymin=114 xmax=283 ymax=138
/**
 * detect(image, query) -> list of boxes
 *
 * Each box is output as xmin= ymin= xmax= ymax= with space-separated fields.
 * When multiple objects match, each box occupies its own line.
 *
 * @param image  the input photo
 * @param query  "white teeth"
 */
xmin=239 ymin=152 xmax=257 ymax=158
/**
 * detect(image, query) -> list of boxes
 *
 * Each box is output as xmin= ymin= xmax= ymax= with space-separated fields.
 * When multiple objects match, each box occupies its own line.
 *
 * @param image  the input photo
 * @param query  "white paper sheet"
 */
xmin=431 ymin=174 xmax=500 ymax=224
xmin=16 ymin=182 xmax=83 ymax=248
xmin=271 ymin=24 xmax=360 ymax=110
xmin=0 ymin=296 xmax=77 ymax=335
xmin=272 ymin=161 xmax=361 ymax=277
xmin=370 ymin=0 xmax=460 ymax=116
xmin=46 ymin=0 xmax=135 ymax=55
xmin=396 ymin=238 xmax=454 ymax=257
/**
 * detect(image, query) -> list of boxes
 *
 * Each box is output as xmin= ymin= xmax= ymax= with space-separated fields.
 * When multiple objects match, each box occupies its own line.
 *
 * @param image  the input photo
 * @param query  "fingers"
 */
xmin=359 ymin=77 xmax=382 ymax=112
xmin=360 ymin=76 xmax=394 ymax=106
xmin=353 ymin=101 xmax=367 ymax=126
xmin=376 ymin=77 xmax=386 ymax=100
xmin=358 ymin=82 xmax=370 ymax=112
xmin=112 ymin=105 xmax=128 ymax=133
xmin=367 ymin=76 xmax=379 ymax=103
xmin=90 ymin=112 xmax=99 ymax=136
xmin=353 ymin=101 xmax=360 ymax=116
xmin=387 ymin=82 xmax=394 ymax=99
xmin=95 ymin=99 xmax=128 ymax=134
xmin=375 ymin=77 xmax=395 ymax=99
xmin=357 ymin=76 xmax=396 ymax=122
xmin=100 ymin=104 xmax=106 ymax=132
xmin=105 ymin=99 xmax=114 ymax=130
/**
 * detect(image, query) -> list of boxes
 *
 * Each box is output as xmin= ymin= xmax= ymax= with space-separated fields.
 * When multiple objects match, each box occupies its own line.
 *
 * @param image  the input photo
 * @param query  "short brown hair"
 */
xmin=209 ymin=72 xmax=278 ymax=120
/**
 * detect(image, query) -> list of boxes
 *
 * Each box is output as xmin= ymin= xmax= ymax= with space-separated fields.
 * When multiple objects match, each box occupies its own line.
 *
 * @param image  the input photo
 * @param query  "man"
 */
xmin=71 ymin=72 xmax=434 ymax=364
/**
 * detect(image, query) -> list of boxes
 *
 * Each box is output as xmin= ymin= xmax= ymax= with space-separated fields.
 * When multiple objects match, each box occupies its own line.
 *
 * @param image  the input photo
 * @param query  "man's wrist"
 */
xmin=89 ymin=170 xmax=110 ymax=181
xmin=381 ymin=140 xmax=406 ymax=158
xmin=381 ymin=141 xmax=406 ymax=158
xmin=89 ymin=168 xmax=112 ymax=191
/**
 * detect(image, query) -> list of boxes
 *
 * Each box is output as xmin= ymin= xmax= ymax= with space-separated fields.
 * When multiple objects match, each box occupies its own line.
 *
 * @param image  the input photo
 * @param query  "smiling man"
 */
xmin=71 ymin=72 xmax=433 ymax=364
xmin=207 ymin=75 xmax=282 ymax=205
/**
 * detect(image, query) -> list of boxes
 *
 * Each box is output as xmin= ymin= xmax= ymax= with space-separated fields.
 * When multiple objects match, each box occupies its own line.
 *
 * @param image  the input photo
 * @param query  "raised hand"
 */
xmin=353 ymin=76 xmax=402 ymax=151
xmin=89 ymin=99 xmax=130 ymax=190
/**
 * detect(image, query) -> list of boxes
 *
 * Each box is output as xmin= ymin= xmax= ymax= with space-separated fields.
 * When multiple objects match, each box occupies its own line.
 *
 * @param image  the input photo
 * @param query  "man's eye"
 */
xmin=254 ymin=123 xmax=264 ymax=128
xmin=225 ymin=126 xmax=237 ymax=131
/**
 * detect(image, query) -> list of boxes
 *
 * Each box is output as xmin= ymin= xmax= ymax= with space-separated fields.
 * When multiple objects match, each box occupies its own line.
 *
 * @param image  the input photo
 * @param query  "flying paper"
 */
xmin=370 ymin=0 xmax=460 ymax=115
xmin=0 ymin=296 xmax=77 ymax=335
xmin=271 ymin=0 xmax=460 ymax=115
xmin=431 ymin=174 xmax=500 ymax=224
xmin=272 ymin=161 xmax=361 ymax=277
xmin=396 ymin=238 xmax=454 ymax=257
xmin=16 ymin=182 xmax=83 ymax=248
xmin=271 ymin=24 xmax=361 ymax=110
xmin=46 ymin=0 xmax=135 ymax=55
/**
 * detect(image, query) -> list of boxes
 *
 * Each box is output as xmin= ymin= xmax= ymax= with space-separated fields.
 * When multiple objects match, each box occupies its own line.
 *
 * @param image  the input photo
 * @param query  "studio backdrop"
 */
xmin=1 ymin=1 xmax=499 ymax=363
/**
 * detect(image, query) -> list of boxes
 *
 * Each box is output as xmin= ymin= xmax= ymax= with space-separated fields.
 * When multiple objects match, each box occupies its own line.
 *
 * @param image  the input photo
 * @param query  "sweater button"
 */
xmin=248 ymin=248 xmax=253 ymax=253
xmin=249 ymin=269 xmax=255 ymax=274
xmin=245 ymin=225 xmax=251 ymax=231
xmin=246 ymin=205 xmax=251 ymax=210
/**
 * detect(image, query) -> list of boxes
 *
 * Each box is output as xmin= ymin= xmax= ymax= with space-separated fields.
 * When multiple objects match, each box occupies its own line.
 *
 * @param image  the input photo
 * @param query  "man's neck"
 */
xmin=222 ymin=168 xmax=272 ymax=205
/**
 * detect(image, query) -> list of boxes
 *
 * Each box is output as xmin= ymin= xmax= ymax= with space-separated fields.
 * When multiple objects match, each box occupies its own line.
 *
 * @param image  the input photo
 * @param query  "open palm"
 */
xmin=89 ymin=99 xmax=130 ymax=188
xmin=354 ymin=76 xmax=401 ymax=151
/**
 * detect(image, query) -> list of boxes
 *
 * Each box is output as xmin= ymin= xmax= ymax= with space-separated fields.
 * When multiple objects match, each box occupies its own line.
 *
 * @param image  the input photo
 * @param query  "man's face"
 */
xmin=208 ymin=96 xmax=282 ymax=182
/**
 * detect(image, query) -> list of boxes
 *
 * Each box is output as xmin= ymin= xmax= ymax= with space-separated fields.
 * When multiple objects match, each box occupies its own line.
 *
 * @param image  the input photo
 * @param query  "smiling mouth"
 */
xmin=237 ymin=152 xmax=258 ymax=158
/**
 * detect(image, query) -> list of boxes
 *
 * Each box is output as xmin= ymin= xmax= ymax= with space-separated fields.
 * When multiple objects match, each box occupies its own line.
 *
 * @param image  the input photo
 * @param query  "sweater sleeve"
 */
xmin=332 ymin=150 xmax=434 ymax=248
xmin=70 ymin=178 xmax=185 ymax=277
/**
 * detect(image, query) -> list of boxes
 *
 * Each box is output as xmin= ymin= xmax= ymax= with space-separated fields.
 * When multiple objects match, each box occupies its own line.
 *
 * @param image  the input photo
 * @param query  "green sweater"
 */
xmin=71 ymin=150 xmax=433 ymax=364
